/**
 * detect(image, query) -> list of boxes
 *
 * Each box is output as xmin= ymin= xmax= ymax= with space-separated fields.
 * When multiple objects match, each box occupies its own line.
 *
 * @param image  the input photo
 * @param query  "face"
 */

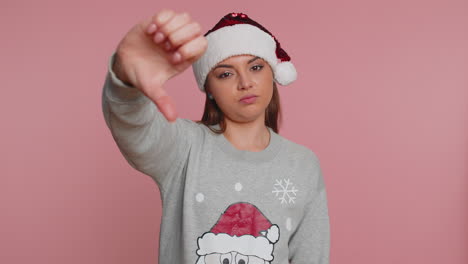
xmin=205 ymin=55 xmax=274 ymax=123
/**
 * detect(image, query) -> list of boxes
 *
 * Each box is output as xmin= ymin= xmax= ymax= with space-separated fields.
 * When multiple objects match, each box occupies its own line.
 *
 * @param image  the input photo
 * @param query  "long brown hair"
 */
xmin=195 ymin=81 xmax=282 ymax=134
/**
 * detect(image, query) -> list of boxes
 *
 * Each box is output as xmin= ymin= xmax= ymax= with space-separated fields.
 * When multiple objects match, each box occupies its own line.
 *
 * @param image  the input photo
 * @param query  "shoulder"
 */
xmin=278 ymin=134 xmax=321 ymax=165
xmin=276 ymin=134 xmax=323 ymax=188
xmin=169 ymin=118 xmax=208 ymax=145
xmin=176 ymin=119 xmax=224 ymax=144
xmin=276 ymin=135 xmax=325 ymax=200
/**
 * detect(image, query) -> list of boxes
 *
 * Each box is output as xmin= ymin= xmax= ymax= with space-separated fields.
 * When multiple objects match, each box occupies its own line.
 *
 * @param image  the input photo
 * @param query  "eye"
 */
xmin=220 ymin=253 xmax=232 ymax=264
xmin=217 ymin=72 xmax=232 ymax=79
xmin=235 ymin=253 xmax=248 ymax=264
xmin=251 ymin=65 xmax=264 ymax=71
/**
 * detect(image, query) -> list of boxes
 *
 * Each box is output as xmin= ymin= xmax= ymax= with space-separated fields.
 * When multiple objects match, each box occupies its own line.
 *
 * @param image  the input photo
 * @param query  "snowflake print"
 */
xmin=272 ymin=178 xmax=298 ymax=204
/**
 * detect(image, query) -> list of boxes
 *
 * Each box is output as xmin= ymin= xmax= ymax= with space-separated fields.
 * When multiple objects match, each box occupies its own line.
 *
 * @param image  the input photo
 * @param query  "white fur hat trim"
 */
xmin=192 ymin=24 xmax=297 ymax=92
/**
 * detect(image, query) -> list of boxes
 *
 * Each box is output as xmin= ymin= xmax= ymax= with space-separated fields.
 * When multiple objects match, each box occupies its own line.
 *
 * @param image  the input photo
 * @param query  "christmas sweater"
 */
xmin=101 ymin=52 xmax=330 ymax=264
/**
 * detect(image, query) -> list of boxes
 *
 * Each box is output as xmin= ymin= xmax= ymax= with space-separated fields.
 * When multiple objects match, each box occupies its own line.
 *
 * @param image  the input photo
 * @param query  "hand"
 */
xmin=113 ymin=9 xmax=208 ymax=122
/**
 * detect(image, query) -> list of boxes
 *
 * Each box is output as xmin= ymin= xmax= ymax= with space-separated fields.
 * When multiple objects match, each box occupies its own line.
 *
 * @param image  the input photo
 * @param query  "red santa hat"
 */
xmin=192 ymin=12 xmax=297 ymax=93
xmin=196 ymin=202 xmax=280 ymax=261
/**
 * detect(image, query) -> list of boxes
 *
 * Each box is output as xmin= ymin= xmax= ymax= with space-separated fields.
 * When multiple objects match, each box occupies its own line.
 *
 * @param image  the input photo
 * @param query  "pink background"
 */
xmin=1 ymin=0 xmax=467 ymax=263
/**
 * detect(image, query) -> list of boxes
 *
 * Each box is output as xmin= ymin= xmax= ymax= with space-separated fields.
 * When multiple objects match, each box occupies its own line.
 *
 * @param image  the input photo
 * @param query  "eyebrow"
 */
xmin=212 ymin=57 xmax=261 ymax=70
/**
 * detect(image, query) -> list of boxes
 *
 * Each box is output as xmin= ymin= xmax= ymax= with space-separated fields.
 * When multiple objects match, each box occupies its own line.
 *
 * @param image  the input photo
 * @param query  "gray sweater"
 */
xmin=101 ymin=52 xmax=330 ymax=264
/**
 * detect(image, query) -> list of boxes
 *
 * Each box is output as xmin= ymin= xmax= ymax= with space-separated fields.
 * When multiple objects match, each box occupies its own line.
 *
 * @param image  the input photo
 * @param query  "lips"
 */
xmin=239 ymin=94 xmax=258 ymax=101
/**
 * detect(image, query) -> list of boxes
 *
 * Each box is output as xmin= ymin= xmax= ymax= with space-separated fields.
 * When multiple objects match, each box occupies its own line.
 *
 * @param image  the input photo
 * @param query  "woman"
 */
xmin=102 ymin=9 xmax=330 ymax=264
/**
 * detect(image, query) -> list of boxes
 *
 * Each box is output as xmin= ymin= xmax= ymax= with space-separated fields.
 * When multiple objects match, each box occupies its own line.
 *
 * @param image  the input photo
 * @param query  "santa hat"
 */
xmin=192 ymin=12 xmax=297 ymax=93
xmin=196 ymin=202 xmax=280 ymax=261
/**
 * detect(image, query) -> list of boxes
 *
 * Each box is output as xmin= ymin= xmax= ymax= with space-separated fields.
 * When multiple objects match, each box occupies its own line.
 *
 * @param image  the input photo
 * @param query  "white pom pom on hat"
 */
xmin=192 ymin=12 xmax=297 ymax=93
xmin=274 ymin=61 xmax=297 ymax=86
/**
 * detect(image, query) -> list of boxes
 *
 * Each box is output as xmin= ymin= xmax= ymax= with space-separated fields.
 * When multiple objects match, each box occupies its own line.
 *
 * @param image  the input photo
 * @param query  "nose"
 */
xmin=237 ymin=71 xmax=254 ymax=90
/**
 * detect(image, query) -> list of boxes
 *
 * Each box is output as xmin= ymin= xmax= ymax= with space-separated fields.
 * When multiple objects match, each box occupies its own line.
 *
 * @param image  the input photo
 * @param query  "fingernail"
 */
xmin=147 ymin=23 xmax=157 ymax=34
xmin=172 ymin=52 xmax=181 ymax=63
xmin=154 ymin=32 xmax=164 ymax=43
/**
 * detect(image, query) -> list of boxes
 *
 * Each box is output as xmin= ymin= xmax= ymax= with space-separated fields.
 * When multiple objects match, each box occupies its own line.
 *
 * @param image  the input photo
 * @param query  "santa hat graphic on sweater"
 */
xmin=192 ymin=12 xmax=297 ymax=93
xmin=196 ymin=202 xmax=280 ymax=261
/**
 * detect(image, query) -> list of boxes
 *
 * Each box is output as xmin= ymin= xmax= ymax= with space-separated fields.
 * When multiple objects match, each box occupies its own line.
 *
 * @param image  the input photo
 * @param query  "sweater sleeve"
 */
xmin=101 ymin=51 xmax=196 ymax=192
xmin=288 ymin=154 xmax=330 ymax=264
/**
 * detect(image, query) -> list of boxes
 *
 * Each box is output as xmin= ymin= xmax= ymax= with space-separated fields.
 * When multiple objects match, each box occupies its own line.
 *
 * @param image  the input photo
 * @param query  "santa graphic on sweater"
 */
xmin=195 ymin=202 xmax=280 ymax=264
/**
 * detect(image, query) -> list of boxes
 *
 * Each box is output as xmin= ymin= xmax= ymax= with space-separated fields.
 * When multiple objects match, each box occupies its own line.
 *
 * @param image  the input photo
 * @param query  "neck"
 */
xmin=222 ymin=117 xmax=271 ymax=152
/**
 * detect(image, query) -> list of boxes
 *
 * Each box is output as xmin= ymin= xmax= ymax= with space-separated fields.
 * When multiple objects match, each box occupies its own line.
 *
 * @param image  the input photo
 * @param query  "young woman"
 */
xmin=102 ymin=9 xmax=330 ymax=264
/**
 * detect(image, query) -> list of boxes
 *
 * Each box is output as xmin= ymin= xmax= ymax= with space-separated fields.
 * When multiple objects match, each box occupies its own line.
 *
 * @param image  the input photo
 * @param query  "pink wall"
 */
xmin=1 ymin=0 xmax=467 ymax=263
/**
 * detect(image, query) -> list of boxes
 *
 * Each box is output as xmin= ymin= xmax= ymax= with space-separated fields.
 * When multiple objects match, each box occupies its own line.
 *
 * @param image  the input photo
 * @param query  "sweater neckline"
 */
xmin=208 ymin=123 xmax=283 ymax=163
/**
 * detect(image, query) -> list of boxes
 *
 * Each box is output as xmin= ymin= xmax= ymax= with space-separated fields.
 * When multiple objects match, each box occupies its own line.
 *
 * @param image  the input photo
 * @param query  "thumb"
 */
xmin=145 ymin=85 xmax=178 ymax=123
xmin=155 ymin=94 xmax=178 ymax=123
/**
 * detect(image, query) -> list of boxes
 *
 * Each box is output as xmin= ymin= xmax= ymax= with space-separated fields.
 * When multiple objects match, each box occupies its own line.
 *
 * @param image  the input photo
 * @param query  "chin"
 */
xmin=233 ymin=110 xmax=267 ymax=123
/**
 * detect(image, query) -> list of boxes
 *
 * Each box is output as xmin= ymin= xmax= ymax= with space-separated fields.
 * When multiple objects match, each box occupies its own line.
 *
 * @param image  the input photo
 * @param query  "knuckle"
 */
xmin=167 ymin=34 xmax=178 ymax=45
xmin=179 ymin=45 xmax=192 ymax=59
xmin=158 ymin=25 xmax=168 ymax=35
xmin=180 ymin=11 xmax=191 ymax=20
xmin=200 ymin=36 xmax=208 ymax=49
xmin=155 ymin=9 xmax=174 ymax=24
xmin=191 ymin=22 xmax=201 ymax=32
xmin=152 ymin=11 xmax=162 ymax=23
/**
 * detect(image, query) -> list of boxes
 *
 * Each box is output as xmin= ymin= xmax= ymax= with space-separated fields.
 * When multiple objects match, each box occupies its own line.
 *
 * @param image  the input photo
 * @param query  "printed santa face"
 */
xmin=195 ymin=202 xmax=280 ymax=264
xmin=203 ymin=252 xmax=267 ymax=264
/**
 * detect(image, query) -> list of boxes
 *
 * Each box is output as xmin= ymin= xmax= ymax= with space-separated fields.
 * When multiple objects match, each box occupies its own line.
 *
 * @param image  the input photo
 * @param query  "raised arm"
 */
xmin=101 ymin=9 xmax=207 ymax=190
xmin=102 ymin=52 xmax=197 ymax=190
